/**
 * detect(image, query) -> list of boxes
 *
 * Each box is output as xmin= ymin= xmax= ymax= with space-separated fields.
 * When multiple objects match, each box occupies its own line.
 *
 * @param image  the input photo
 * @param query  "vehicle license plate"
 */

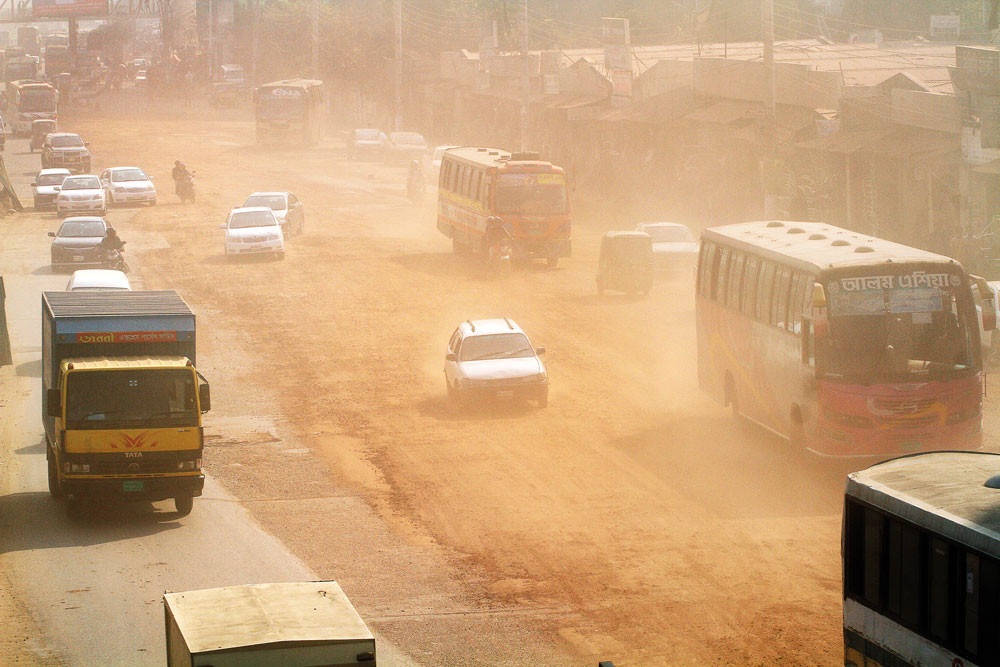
xmin=496 ymin=390 xmax=514 ymax=400
xmin=123 ymin=480 xmax=144 ymax=493
xmin=72 ymin=255 xmax=84 ymax=262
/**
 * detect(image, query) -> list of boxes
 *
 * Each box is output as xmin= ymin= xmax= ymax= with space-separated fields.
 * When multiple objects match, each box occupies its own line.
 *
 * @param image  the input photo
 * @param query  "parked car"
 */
xmin=41 ymin=131 xmax=91 ymax=173
xmin=220 ymin=206 xmax=285 ymax=259
xmin=443 ymin=318 xmax=548 ymax=409
xmin=65 ymin=268 xmax=131 ymax=291
xmin=384 ymin=131 xmax=428 ymax=165
xmin=55 ymin=174 xmax=106 ymax=217
xmin=31 ymin=167 xmax=70 ymax=210
xmin=634 ymin=222 xmax=699 ymax=271
xmin=346 ymin=128 xmax=387 ymax=161
xmin=100 ymin=166 xmax=156 ymax=206
xmin=48 ymin=216 xmax=109 ymax=271
xmin=242 ymin=191 xmax=304 ymax=235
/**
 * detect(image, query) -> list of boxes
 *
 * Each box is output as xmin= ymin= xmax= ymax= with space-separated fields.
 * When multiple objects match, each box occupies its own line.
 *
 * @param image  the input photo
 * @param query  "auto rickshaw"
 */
xmin=30 ymin=119 xmax=56 ymax=152
xmin=596 ymin=230 xmax=654 ymax=296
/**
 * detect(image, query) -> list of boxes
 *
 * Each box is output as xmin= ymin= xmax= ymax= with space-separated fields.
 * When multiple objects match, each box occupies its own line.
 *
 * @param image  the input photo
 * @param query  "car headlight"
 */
xmin=266 ymin=233 xmax=280 ymax=241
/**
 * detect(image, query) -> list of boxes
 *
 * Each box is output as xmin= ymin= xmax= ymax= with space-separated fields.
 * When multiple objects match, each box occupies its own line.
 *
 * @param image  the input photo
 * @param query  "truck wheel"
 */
xmin=174 ymin=495 xmax=194 ymax=516
xmin=47 ymin=453 xmax=64 ymax=498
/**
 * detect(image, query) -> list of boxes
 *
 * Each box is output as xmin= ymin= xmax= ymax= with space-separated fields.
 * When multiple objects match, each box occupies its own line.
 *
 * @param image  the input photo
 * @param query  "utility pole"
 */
xmin=250 ymin=0 xmax=258 ymax=87
xmin=395 ymin=0 xmax=402 ymax=131
xmin=311 ymin=0 xmax=319 ymax=79
xmin=520 ymin=0 xmax=528 ymax=151
xmin=761 ymin=0 xmax=777 ymax=217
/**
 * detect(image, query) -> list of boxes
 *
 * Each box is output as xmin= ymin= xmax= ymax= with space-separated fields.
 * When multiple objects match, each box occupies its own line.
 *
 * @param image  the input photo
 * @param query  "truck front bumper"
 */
xmin=61 ymin=474 xmax=204 ymax=501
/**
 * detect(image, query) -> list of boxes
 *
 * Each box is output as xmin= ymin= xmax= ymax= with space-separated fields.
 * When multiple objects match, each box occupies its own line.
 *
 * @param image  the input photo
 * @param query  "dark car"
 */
xmin=384 ymin=131 xmax=428 ymax=165
xmin=346 ymin=128 xmax=387 ymax=161
xmin=48 ymin=216 xmax=109 ymax=272
xmin=41 ymin=132 xmax=91 ymax=174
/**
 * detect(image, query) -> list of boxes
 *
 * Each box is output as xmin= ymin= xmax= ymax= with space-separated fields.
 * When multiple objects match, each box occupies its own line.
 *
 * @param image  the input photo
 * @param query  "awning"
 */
xmin=683 ymin=99 xmax=764 ymax=124
xmin=796 ymin=129 xmax=891 ymax=154
xmin=545 ymin=93 xmax=607 ymax=110
xmin=865 ymin=129 xmax=958 ymax=157
xmin=596 ymin=90 xmax=698 ymax=124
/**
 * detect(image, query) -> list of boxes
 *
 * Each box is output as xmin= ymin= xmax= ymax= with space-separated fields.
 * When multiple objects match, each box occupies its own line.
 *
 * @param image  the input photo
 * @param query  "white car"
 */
xmin=32 ymin=167 xmax=71 ymax=210
xmin=220 ymin=206 xmax=285 ymax=259
xmin=55 ymin=174 xmax=106 ymax=217
xmin=242 ymin=191 xmax=304 ymax=235
xmin=65 ymin=269 xmax=131 ymax=291
xmin=443 ymin=318 xmax=548 ymax=408
xmin=634 ymin=222 xmax=699 ymax=271
xmin=101 ymin=166 xmax=156 ymax=206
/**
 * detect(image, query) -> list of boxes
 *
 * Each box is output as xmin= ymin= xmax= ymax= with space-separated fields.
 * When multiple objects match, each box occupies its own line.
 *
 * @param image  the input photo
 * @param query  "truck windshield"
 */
xmin=820 ymin=270 xmax=977 ymax=382
xmin=66 ymin=369 xmax=198 ymax=429
xmin=20 ymin=89 xmax=54 ymax=112
xmin=495 ymin=173 xmax=568 ymax=215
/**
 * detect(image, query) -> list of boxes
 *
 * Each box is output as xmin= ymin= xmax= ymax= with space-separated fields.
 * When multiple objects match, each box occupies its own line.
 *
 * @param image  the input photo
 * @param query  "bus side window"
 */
xmin=743 ymin=255 xmax=760 ymax=317
xmin=756 ymin=261 xmax=775 ymax=322
xmin=727 ymin=251 xmax=745 ymax=310
xmin=715 ymin=247 xmax=731 ymax=303
xmin=698 ymin=242 xmax=717 ymax=298
xmin=772 ymin=267 xmax=792 ymax=328
xmin=978 ymin=557 xmax=1000 ymax=661
xmin=445 ymin=161 xmax=457 ymax=192
xmin=928 ymin=537 xmax=952 ymax=642
xmin=481 ymin=174 xmax=491 ymax=205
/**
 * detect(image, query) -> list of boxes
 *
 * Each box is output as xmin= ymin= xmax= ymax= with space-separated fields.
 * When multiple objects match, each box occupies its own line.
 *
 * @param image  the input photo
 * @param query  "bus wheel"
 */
xmin=174 ymin=495 xmax=194 ymax=517
xmin=47 ymin=452 xmax=64 ymax=498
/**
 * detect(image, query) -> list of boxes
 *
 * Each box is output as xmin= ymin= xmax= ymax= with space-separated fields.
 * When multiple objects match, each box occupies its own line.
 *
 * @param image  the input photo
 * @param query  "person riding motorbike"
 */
xmin=172 ymin=160 xmax=193 ymax=200
xmin=99 ymin=227 xmax=127 ymax=270
xmin=407 ymin=159 xmax=425 ymax=202
xmin=483 ymin=216 xmax=513 ymax=271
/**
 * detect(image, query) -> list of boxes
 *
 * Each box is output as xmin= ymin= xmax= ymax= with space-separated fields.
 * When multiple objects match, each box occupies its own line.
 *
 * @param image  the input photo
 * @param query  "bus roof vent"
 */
xmin=808 ymin=234 xmax=827 ymax=240
xmin=787 ymin=227 xmax=806 ymax=234
xmin=985 ymin=474 xmax=1000 ymax=489
xmin=831 ymin=240 xmax=850 ymax=247
xmin=766 ymin=221 xmax=785 ymax=228
xmin=854 ymin=246 xmax=875 ymax=253
xmin=510 ymin=151 xmax=540 ymax=161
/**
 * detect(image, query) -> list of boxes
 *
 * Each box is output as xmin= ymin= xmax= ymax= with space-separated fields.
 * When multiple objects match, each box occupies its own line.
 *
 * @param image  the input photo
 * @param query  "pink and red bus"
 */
xmin=436 ymin=147 xmax=571 ymax=267
xmin=696 ymin=220 xmax=985 ymax=458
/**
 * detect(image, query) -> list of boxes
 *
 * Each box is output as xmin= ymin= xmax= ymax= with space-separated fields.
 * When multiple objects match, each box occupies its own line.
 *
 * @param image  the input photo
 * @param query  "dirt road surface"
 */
xmin=1 ymin=89 xmax=902 ymax=665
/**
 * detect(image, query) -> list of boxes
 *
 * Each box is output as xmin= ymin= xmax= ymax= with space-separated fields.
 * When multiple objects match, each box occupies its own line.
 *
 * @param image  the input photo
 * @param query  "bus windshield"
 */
xmin=821 ymin=271 xmax=976 ymax=381
xmin=65 ymin=369 xmax=198 ymax=429
xmin=495 ymin=173 xmax=568 ymax=215
xmin=19 ymin=89 xmax=53 ymax=112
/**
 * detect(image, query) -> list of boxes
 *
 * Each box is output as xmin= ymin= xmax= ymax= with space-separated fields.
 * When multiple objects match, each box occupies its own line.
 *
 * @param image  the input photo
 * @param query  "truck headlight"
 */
xmin=177 ymin=458 xmax=202 ymax=471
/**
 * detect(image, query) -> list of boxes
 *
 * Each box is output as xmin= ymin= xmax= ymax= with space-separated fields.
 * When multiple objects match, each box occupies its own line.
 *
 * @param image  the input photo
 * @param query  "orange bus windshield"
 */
xmin=495 ymin=174 xmax=567 ymax=215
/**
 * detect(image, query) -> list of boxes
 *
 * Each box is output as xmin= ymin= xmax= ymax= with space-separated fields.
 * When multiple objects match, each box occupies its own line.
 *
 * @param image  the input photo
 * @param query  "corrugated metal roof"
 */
xmin=44 ymin=290 xmax=193 ymax=318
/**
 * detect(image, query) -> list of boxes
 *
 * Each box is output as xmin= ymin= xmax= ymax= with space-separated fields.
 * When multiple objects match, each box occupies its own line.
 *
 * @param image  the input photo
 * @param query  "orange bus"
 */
xmin=696 ymin=220 xmax=985 ymax=458
xmin=436 ymin=147 xmax=571 ymax=266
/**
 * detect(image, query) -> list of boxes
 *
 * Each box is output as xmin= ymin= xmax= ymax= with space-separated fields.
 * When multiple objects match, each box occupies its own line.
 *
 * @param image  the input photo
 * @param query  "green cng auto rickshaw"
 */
xmin=596 ymin=230 xmax=654 ymax=296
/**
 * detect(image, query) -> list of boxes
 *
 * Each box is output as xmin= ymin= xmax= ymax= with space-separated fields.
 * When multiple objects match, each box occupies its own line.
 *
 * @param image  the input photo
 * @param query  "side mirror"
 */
xmin=46 ymin=388 xmax=61 ymax=417
xmin=445 ymin=352 xmax=457 ymax=362
xmin=52 ymin=186 xmax=60 ymax=191
xmin=218 ymin=223 xmax=227 ymax=229
xmin=198 ymin=383 xmax=211 ymax=413
xmin=47 ymin=231 xmax=55 ymax=237
xmin=31 ymin=181 xmax=36 ymax=186
xmin=536 ymin=346 xmax=546 ymax=355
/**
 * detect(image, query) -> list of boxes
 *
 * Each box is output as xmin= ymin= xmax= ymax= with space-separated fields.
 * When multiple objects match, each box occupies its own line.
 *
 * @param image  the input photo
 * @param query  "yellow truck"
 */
xmin=164 ymin=581 xmax=377 ymax=666
xmin=42 ymin=290 xmax=210 ymax=518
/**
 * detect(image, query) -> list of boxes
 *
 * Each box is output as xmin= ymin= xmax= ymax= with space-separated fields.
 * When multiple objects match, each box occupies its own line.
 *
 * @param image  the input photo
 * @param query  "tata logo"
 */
xmin=124 ymin=452 xmax=143 ymax=458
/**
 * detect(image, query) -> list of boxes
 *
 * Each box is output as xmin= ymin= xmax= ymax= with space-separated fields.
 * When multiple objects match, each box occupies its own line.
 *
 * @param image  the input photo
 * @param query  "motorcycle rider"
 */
xmin=483 ymin=216 xmax=513 ymax=268
xmin=172 ymin=160 xmax=192 ymax=199
xmin=99 ymin=227 xmax=126 ymax=267
xmin=406 ymin=159 xmax=425 ymax=202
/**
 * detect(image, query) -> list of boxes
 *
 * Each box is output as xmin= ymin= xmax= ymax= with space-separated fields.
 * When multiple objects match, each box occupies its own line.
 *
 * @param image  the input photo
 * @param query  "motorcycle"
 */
xmin=103 ymin=244 xmax=130 ymax=273
xmin=176 ymin=171 xmax=196 ymax=203
xmin=487 ymin=236 xmax=513 ymax=277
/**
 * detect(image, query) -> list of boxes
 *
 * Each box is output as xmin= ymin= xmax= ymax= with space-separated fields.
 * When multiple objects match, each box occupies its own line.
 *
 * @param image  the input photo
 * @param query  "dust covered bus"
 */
xmin=6 ymin=78 xmax=56 ymax=135
xmin=436 ymin=147 xmax=571 ymax=267
xmin=254 ymin=78 xmax=326 ymax=146
xmin=696 ymin=220 xmax=985 ymax=458
xmin=844 ymin=451 xmax=1000 ymax=666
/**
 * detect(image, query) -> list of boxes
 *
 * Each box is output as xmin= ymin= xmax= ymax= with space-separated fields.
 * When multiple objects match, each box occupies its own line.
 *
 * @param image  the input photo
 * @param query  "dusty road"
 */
xmin=0 ymin=88 xmax=887 ymax=665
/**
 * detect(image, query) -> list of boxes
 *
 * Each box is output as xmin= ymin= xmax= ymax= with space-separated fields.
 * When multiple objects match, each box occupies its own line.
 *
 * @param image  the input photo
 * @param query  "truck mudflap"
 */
xmin=60 ymin=474 xmax=204 ymax=502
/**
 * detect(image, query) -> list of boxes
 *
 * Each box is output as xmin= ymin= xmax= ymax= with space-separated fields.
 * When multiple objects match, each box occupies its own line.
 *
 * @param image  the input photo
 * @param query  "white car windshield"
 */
xmin=459 ymin=333 xmax=534 ymax=361
xmin=392 ymin=133 xmax=425 ymax=147
xmin=111 ymin=169 xmax=148 ymax=182
xmin=244 ymin=195 xmax=286 ymax=210
xmin=229 ymin=211 xmax=277 ymax=229
xmin=58 ymin=220 xmax=105 ymax=237
xmin=37 ymin=173 xmax=66 ymax=186
xmin=355 ymin=129 xmax=382 ymax=141
xmin=51 ymin=135 xmax=84 ymax=148
xmin=62 ymin=177 xmax=101 ymax=190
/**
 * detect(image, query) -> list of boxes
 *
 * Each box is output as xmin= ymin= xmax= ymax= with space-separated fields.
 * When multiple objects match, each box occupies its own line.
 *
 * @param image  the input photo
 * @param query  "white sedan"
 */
xmin=242 ymin=191 xmax=304 ymax=235
xmin=55 ymin=174 xmax=106 ymax=217
xmin=634 ymin=222 xmax=699 ymax=271
xmin=220 ymin=206 xmax=285 ymax=259
xmin=101 ymin=166 xmax=156 ymax=206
